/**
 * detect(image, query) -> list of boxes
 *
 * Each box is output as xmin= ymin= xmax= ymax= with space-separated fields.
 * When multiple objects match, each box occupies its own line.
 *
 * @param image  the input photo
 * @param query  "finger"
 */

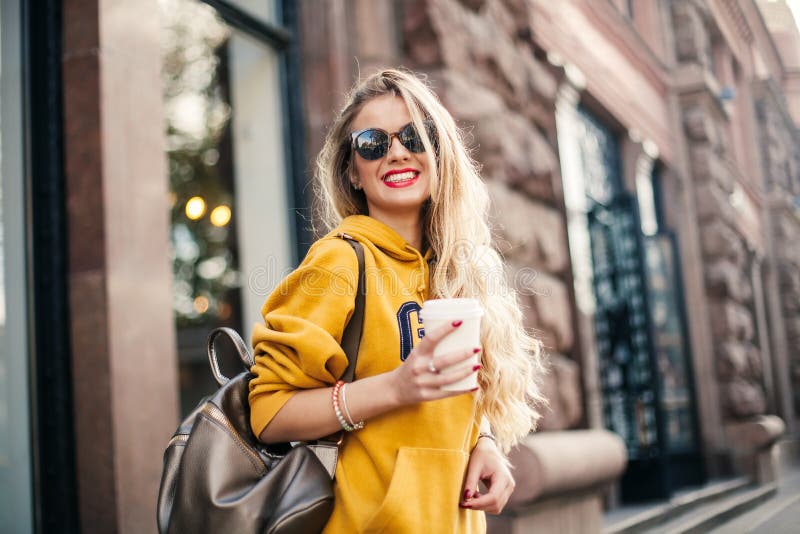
xmin=463 ymin=483 xmax=507 ymax=514
xmin=434 ymin=360 xmax=480 ymax=389
xmin=415 ymin=347 xmax=478 ymax=381
xmin=416 ymin=320 xmax=464 ymax=354
xmin=461 ymin=462 xmax=483 ymax=503
xmin=432 ymin=346 xmax=481 ymax=371
xmin=465 ymin=473 xmax=514 ymax=514
xmin=415 ymin=360 xmax=478 ymax=392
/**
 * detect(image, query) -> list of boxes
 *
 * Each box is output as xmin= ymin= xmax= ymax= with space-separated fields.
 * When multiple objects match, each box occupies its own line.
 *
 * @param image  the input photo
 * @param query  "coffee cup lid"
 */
xmin=419 ymin=298 xmax=484 ymax=320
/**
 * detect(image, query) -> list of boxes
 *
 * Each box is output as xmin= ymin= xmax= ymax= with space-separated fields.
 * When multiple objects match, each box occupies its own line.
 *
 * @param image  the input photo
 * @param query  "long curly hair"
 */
xmin=314 ymin=68 xmax=546 ymax=453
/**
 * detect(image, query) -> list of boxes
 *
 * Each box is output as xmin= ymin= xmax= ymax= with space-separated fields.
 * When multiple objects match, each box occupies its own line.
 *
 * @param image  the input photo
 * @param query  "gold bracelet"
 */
xmin=477 ymin=432 xmax=496 ymax=444
xmin=340 ymin=383 xmax=365 ymax=431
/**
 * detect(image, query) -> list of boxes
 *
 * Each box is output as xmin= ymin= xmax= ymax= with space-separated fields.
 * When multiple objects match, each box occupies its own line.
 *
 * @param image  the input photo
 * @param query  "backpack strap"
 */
xmin=312 ymin=234 xmax=365 ymax=461
xmin=337 ymin=234 xmax=365 ymax=383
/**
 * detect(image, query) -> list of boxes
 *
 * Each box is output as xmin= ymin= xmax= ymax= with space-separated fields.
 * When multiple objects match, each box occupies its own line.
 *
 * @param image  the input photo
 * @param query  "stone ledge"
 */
xmin=725 ymin=415 xmax=786 ymax=483
xmin=507 ymin=429 xmax=627 ymax=506
xmin=725 ymin=415 xmax=786 ymax=451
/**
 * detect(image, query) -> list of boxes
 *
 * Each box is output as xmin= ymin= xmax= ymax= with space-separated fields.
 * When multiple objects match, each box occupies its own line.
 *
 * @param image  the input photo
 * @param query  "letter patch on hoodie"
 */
xmin=397 ymin=301 xmax=424 ymax=361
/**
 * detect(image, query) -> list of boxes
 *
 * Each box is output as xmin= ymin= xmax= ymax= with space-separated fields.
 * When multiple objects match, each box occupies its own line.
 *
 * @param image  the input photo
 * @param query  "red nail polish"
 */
xmin=472 ymin=365 xmax=481 ymax=371
xmin=470 ymin=387 xmax=479 ymax=392
xmin=452 ymin=320 xmax=463 ymax=327
xmin=473 ymin=347 xmax=481 ymax=353
xmin=463 ymin=489 xmax=471 ymax=500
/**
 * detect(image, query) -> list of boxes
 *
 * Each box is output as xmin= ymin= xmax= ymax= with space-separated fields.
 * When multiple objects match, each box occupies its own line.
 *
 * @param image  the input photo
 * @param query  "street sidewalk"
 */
xmin=709 ymin=468 xmax=800 ymax=533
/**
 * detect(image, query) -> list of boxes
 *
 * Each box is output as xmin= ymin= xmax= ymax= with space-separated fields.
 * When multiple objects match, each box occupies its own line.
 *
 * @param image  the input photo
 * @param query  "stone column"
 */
xmin=670 ymin=0 xmax=784 ymax=478
xmin=62 ymin=1 xmax=179 ymax=532
xmin=662 ymin=2 xmax=727 ymax=471
xmin=754 ymin=80 xmax=800 ymax=435
xmin=682 ymin=101 xmax=767 ymax=412
xmin=750 ymin=253 xmax=777 ymax=413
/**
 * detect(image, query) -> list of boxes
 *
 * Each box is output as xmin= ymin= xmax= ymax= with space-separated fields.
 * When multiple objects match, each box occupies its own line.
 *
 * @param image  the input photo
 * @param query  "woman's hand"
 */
xmin=387 ymin=321 xmax=480 ymax=407
xmin=460 ymin=437 xmax=515 ymax=514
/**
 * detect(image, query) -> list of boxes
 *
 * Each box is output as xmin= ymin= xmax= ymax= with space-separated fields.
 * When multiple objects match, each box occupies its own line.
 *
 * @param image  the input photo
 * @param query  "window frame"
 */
xmin=24 ymin=0 xmax=81 ymax=532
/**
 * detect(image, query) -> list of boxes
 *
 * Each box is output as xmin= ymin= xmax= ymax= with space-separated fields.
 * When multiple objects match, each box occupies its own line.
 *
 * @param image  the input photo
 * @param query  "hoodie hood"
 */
xmin=332 ymin=215 xmax=432 ymax=264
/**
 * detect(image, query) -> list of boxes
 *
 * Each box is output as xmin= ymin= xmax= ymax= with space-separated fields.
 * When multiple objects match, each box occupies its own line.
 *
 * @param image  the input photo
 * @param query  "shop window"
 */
xmin=0 ymin=1 xmax=35 ymax=529
xmin=160 ymin=0 xmax=299 ymax=415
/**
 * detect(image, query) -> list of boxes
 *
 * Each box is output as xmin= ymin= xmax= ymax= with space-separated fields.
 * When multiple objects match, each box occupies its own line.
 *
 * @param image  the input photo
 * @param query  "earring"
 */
xmin=352 ymin=181 xmax=362 ymax=190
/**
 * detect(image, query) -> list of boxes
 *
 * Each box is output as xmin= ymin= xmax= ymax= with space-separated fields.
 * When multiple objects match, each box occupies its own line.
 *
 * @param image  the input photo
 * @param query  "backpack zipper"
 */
xmin=203 ymin=403 xmax=266 ymax=475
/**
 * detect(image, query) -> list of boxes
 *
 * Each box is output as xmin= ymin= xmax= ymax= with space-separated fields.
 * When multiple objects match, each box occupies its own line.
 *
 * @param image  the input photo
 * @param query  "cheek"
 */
xmin=416 ymin=155 xmax=432 ymax=183
xmin=416 ymin=152 xmax=430 ymax=174
xmin=354 ymin=158 xmax=380 ymax=183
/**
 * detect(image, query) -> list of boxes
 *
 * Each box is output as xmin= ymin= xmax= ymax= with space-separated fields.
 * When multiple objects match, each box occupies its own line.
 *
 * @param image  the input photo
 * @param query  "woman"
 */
xmin=249 ymin=68 xmax=545 ymax=533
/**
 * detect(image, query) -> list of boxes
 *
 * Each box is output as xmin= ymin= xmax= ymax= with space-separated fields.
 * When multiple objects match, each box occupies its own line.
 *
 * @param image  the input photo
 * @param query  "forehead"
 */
xmin=351 ymin=94 xmax=412 ymax=132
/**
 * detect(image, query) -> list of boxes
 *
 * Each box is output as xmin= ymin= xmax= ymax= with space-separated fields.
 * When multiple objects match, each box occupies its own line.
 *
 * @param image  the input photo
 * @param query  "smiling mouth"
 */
xmin=382 ymin=170 xmax=420 ymax=187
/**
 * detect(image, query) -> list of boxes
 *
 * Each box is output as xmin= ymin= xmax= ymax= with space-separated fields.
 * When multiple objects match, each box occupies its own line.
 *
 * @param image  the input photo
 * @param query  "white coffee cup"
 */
xmin=419 ymin=298 xmax=484 ymax=391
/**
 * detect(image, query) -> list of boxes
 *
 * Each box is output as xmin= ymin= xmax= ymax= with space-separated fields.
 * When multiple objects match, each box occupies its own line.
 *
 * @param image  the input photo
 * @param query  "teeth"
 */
xmin=384 ymin=171 xmax=417 ymax=183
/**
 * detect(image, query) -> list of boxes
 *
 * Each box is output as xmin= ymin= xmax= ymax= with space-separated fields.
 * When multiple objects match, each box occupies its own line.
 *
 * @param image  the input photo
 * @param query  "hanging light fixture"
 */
xmin=185 ymin=196 xmax=206 ymax=220
xmin=210 ymin=205 xmax=232 ymax=227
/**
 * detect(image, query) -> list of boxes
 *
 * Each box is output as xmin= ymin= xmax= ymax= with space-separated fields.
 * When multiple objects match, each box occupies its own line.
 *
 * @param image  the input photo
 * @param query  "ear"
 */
xmin=348 ymin=165 xmax=362 ymax=190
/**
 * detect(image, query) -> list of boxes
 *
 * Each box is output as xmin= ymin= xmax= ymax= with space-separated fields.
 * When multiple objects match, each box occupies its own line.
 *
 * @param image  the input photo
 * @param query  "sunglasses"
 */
xmin=349 ymin=121 xmax=436 ymax=161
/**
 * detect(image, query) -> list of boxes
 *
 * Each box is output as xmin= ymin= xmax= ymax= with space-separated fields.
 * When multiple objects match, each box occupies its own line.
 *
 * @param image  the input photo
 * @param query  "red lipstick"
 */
xmin=382 ymin=168 xmax=420 ymax=188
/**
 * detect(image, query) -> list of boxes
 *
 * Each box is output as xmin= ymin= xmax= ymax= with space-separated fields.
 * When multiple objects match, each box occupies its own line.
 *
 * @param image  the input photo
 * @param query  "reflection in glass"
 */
xmin=645 ymin=234 xmax=696 ymax=452
xmin=0 ymin=142 xmax=6 ymax=465
xmin=577 ymin=107 xmax=622 ymax=206
xmin=228 ymin=0 xmax=278 ymax=23
xmin=589 ymin=195 xmax=658 ymax=457
xmin=160 ymin=0 xmax=292 ymax=415
xmin=161 ymin=0 xmax=244 ymax=414
xmin=0 ymin=3 xmax=34 ymax=527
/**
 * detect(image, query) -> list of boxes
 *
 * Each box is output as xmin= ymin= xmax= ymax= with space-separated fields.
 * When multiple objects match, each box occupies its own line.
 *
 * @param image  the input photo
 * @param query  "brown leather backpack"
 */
xmin=157 ymin=238 xmax=365 ymax=534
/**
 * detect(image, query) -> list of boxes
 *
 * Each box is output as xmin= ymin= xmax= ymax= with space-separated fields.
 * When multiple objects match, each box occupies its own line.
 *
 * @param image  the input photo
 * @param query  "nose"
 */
xmin=386 ymin=133 xmax=411 ymax=162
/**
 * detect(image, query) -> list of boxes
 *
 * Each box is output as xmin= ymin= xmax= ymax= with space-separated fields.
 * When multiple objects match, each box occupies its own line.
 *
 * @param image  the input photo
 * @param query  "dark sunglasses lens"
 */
xmin=399 ymin=124 xmax=425 ymax=153
xmin=354 ymin=129 xmax=388 ymax=160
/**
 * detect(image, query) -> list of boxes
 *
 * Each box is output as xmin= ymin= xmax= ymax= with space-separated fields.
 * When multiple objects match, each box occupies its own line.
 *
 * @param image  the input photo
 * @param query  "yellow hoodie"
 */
xmin=249 ymin=215 xmax=485 ymax=533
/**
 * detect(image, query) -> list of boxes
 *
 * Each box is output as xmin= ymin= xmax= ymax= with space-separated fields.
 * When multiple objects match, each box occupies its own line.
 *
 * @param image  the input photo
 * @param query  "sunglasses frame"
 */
xmin=349 ymin=120 xmax=435 ymax=161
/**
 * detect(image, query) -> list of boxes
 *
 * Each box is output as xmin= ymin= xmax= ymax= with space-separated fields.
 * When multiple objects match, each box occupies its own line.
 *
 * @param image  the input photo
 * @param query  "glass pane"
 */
xmin=228 ymin=32 xmax=293 ymax=334
xmin=645 ymin=234 xmax=696 ymax=453
xmin=577 ymin=107 xmax=622 ymax=206
xmin=590 ymin=196 xmax=658 ymax=458
xmin=228 ymin=0 xmax=278 ymax=22
xmin=160 ymin=0 xmax=292 ymax=415
xmin=0 ymin=0 xmax=34 ymax=529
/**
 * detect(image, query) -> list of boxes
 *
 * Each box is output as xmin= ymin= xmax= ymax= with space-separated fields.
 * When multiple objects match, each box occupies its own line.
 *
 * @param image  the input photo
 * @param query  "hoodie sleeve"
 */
xmin=248 ymin=237 xmax=359 ymax=438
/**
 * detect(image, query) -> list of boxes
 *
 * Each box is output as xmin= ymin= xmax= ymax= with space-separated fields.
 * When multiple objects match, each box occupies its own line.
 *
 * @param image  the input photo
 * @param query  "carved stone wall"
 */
xmin=671 ymin=0 xmax=767 ymax=421
xmin=755 ymin=82 xmax=800 ymax=415
xmin=298 ymin=0 xmax=583 ymax=431
xmin=774 ymin=205 xmax=800 ymax=411
xmin=402 ymin=0 xmax=581 ymax=430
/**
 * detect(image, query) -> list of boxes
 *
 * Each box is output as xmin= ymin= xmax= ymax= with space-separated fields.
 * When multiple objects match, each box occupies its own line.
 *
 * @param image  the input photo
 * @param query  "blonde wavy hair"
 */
xmin=315 ymin=68 xmax=546 ymax=453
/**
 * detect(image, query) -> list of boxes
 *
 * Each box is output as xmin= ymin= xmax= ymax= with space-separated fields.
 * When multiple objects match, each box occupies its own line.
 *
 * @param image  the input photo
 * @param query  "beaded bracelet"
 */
xmin=341 ymin=383 xmax=365 ymax=430
xmin=331 ymin=381 xmax=353 ymax=432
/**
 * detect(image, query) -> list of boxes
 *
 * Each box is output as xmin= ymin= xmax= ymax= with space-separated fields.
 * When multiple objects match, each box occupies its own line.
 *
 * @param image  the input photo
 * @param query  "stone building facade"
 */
xmin=8 ymin=0 xmax=798 ymax=532
xmin=299 ymin=0 xmax=799 ymax=527
xmin=756 ymin=0 xmax=800 ymax=435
